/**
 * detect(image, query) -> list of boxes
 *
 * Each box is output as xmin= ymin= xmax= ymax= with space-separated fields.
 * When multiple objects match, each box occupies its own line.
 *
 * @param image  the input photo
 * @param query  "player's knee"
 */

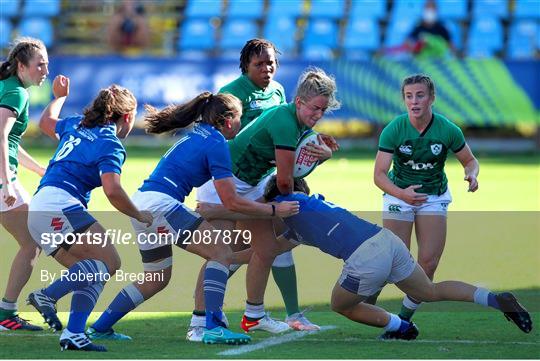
xmin=417 ymin=257 xmax=440 ymax=278
xmin=19 ymin=243 xmax=41 ymax=262
xmin=105 ymin=255 xmax=121 ymax=276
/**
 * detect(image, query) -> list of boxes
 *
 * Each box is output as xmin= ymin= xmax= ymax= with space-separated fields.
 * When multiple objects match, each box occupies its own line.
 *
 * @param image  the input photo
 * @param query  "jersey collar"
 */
xmin=419 ymin=113 xmax=435 ymax=137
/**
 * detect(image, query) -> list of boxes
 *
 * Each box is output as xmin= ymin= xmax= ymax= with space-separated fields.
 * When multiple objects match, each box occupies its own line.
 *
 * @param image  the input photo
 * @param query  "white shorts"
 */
xmin=0 ymin=179 xmax=30 ymax=212
xmin=131 ymin=191 xmax=203 ymax=263
xmin=338 ymin=228 xmax=417 ymax=297
xmin=382 ymin=188 xmax=452 ymax=222
xmin=28 ymin=186 xmax=97 ymax=256
xmin=196 ymin=173 xmax=273 ymax=204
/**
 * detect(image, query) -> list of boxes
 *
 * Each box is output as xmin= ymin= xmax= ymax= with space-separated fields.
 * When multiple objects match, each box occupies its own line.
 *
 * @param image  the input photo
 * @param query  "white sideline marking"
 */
xmin=217 ymin=326 xmax=337 ymax=356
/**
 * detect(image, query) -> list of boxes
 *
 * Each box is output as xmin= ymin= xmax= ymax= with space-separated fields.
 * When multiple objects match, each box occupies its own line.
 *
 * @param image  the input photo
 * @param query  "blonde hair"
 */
xmin=295 ymin=67 xmax=340 ymax=110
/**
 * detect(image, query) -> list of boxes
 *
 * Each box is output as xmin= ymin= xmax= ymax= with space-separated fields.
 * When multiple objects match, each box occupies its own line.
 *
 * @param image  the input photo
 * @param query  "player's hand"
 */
xmin=52 ymin=75 xmax=70 ymax=98
xmin=464 ymin=174 xmax=478 ymax=192
xmin=305 ymin=136 xmax=332 ymax=162
xmin=195 ymin=202 xmax=215 ymax=218
xmin=2 ymin=182 xmax=17 ymax=207
xmin=319 ymin=133 xmax=339 ymax=152
xmin=275 ymin=201 xmax=300 ymax=218
xmin=399 ymin=185 xmax=428 ymax=206
xmin=36 ymin=166 xmax=46 ymax=177
xmin=137 ymin=211 xmax=153 ymax=227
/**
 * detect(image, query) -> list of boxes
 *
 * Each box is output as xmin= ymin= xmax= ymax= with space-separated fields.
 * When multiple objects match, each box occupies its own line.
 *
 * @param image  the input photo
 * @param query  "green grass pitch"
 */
xmin=0 ymin=147 xmax=538 ymax=358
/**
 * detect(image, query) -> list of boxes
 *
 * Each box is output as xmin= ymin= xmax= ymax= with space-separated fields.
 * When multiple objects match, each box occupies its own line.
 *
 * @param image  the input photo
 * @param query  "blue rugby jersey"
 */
xmin=139 ymin=123 xmax=232 ymax=202
xmin=274 ymin=193 xmax=382 ymax=260
xmin=38 ymin=116 xmax=126 ymax=207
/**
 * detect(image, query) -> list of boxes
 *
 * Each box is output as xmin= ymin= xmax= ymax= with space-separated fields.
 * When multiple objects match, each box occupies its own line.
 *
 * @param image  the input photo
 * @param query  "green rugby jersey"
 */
xmin=0 ymin=76 xmax=30 ymax=171
xmin=229 ymin=102 xmax=307 ymax=186
xmin=219 ymin=75 xmax=286 ymax=129
xmin=378 ymin=113 xmax=466 ymax=195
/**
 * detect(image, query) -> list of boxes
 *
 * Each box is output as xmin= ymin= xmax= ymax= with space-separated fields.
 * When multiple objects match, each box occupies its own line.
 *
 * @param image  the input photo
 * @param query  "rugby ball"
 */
xmin=294 ymin=130 xmax=320 ymax=179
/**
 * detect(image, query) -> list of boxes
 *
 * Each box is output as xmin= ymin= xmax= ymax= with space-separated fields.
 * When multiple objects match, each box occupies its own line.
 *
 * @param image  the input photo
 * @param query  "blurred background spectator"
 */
xmin=107 ymin=0 xmax=150 ymax=54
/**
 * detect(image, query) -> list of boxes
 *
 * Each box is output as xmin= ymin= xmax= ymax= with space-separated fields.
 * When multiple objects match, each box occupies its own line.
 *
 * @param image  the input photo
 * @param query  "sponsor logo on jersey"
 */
xmin=431 ymin=143 xmax=442 ymax=155
xmin=50 ymin=217 xmax=64 ymax=231
xmin=249 ymin=100 xmax=262 ymax=109
xmin=404 ymin=160 xmax=436 ymax=170
xmin=388 ymin=204 xmax=401 ymax=213
xmin=399 ymin=145 xmax=413 ymax=155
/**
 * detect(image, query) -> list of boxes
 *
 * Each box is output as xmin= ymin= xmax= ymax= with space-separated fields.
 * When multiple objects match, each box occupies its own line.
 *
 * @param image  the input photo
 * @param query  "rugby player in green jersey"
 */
xmin=0 ymin=37 xmax=49 ymax=331
xmin=373 ymin=74 xmax=480 ymax=339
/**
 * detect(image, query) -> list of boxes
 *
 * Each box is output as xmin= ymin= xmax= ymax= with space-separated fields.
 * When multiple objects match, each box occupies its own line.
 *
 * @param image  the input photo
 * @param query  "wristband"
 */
xmin=271 ymin=204 xmax=276 ymax=216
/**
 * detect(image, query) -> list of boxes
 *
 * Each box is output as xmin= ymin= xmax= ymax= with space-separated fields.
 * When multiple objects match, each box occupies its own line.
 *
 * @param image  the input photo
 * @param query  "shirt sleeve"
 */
xmin=54 ymin=118 xmax=70 ymax=138
xmin=206 ymin=139 xmax=233 ymax=180
xmin=97 ymin=142 xmax=126 ymax=175
xmin=378 ymin=121 xmax=397 ymax=153
xmin=0 ymin=87 xmax=27 ymax=116
xmin=447 ymin=121 xmax=466 ymax=153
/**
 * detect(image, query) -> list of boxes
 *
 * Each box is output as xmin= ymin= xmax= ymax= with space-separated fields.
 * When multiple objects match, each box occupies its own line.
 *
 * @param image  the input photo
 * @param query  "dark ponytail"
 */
xmin=145 ymin=92 xmax=242 ymax=135
xmin=80 ymin=85 xmax=137 ymax=128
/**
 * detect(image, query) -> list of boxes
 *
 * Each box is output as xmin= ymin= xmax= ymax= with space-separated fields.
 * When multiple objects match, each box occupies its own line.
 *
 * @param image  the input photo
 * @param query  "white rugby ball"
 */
xmin=294 ymin=130 xmax=320 ymax=179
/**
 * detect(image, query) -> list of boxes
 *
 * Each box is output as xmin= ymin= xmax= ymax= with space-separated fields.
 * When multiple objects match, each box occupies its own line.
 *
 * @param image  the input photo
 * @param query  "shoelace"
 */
xmin=11 ymin=315 xmax=31 ymax=325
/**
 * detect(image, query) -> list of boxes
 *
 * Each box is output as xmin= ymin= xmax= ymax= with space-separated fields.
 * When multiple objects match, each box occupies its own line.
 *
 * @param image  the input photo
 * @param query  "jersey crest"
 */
xmin=431 ymin=143 xmax=442 ymax=155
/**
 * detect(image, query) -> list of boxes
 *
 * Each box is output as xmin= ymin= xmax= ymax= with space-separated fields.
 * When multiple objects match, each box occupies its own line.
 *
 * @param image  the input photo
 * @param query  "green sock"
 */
xmin=398 ymin=305 xmax=416 ymax=321
xmin=272 ymin=265 xmax=299 ymax=316
xmin=0 ymin=307 xmax=16 ymax=320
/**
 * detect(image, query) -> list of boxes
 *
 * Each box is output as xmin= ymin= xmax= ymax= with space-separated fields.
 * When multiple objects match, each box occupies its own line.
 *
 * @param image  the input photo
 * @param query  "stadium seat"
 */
xmin=184 ymin=0 xmax=222 ymax=18
xmin=1 ymin=0 xmax=20 ymax=18
xmin=302 ymin=18 xmax=339 ymax=49
xmin=221 ymin=19 xmax=258 ymax=51
xmin=468 ymin=17 xmax=503 ymax=50
xmin=384 ymin=17 xmax=417 ymax=48
xmin=19 ymin=18 xmax=54 ymax=47
xmin=302 ymin=44 xmax=334 ymax=59
xmin=264 ymin=16 xmax=297 ymax=53
xmin=22 ymin=0 xmax=60 ymax=17
xmin=0 ymin=19 xmax=12 ymax=48
xmin=178 ymin=19 xmax=215 ymax=51
xmin=514 ymin=0 xmax=540 ymax=19
xmin=472 ymin=0 xmax=509 ymax=19
xmin=444 ymin=20 xmax=462 ymax=50
xmin=508 ymin=20 xmax=538 ymax=58
xmin=267 ymin=0 xmax=303 ymax=18
xmin=227 ymin=0 xmax=263 ymax=19
xmin=392 ymin=0 xmax=426 ymax=20
xmin=309 ymin=0 xmax=345 ymax=19
xmin=343 ymin=17 xmax=380 ymax=51
xmin=435 ymin=0 xmax=468 ymax=20
xmin=349 ymin=0 xmax=387 ymax=20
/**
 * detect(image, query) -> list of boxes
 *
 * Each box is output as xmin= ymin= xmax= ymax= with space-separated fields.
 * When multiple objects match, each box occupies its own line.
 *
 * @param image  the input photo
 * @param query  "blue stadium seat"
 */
xmin=1 ymin=0 xmax=20 ymax=18
xmin=392 ymin=0 xmax=426 ymax=20
xmin=467 ymin=17 xmax=503 ymax=57
xmin=444 ymin=20 xmax=462 ymax=49
xmin=19 ymin=18 xmax=54 ymax=47
xmin=384 ymin=17 xmax=417 ymax=47
xmin=221 ymin=20 xmax=258 ymax=50
xmin=436 ymin=0 xmax=468 ymax=20
xmin=0 ymin=19 xmax=12 ymax=47
xmin=309 ymin=0 xmax=345 ymax=19
xmin=227 ymin=0 xmax=263 ymax=19
xmin=508 ymin=20 xmax=538 ymax=58
xmin=343 ymin=17 xmax=380 ymax=51
xmin=472 ymin=0 xmax=508 ymax=19
xmin=514 ymin=0 xmax=540 ymax=19
xmin=302 ymin=44 xmax=334 ymax=59
xmin=22 ymin=0 xmax=60 ymax=17
xmin=185 ymin=0 xmax=222 ymax=18
xmin=268 ymin=0 xmax=303 ymax=18
xmin=179 ymin=19 xmax=215 ymax=50
xmin=264 ymin=16 xmax=297 ymax=53
xmin=349 ymin=0 xmax=387 ymax=20
xmin=303 ymin=18 xmax=339 ymax=48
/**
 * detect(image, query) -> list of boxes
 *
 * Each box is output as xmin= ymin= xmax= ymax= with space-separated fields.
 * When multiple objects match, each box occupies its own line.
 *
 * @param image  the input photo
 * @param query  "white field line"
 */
xmin=218 ymin=326 xmax=335 ymax=356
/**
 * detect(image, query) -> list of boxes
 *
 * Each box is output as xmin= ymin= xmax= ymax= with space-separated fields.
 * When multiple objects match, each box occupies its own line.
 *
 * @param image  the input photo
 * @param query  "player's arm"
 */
xmin=39 ymin=75 xmax=69 ymax=139
xmin=275 ymin=148 xmax=295 ymax=194
xmin=196 ymin=200 xmax=288 ymax=221
xmin=374 ymin=150 xmax=427 ymax=206
xmin=0 ymin=109 xmax=17 ymax=206
xmin=213 ymin=177 xmax=298 ymax=218
xmin=17 ymin=145 xmax=45 ymax=176
xmin=101 ymin=172 xmax=152 ymax=226
xmin=455 ymin=144 xmax=479 ymax=192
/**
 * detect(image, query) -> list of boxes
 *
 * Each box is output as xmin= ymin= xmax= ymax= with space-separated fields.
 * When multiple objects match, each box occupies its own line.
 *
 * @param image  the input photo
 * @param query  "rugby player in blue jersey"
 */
xmin=26 ymin=75 xmax=153 ymax=352
xmin=197 ymin=176 xmax=532 ymax=339
xmin=87 ymin=92 xmax=299 ymax=346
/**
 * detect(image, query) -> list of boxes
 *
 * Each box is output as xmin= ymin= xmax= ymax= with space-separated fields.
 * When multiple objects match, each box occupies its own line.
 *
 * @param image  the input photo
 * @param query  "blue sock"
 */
xmin=204 ymin=261 xmax=229 ymax=329
xmin=43 ymin=259 xmax=109 ymax=301
xmin=92 ymin=283 xmax=144 ymax=332
xmin=67 ymin=283 xmax=103 ymax=333
xmin=399 ymin=319 xmax=411 ymax=332
xmin=487 ymin=293 xmax=501 ymax=310
xmin=474 ymin=287 xmax=501 ymax=310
